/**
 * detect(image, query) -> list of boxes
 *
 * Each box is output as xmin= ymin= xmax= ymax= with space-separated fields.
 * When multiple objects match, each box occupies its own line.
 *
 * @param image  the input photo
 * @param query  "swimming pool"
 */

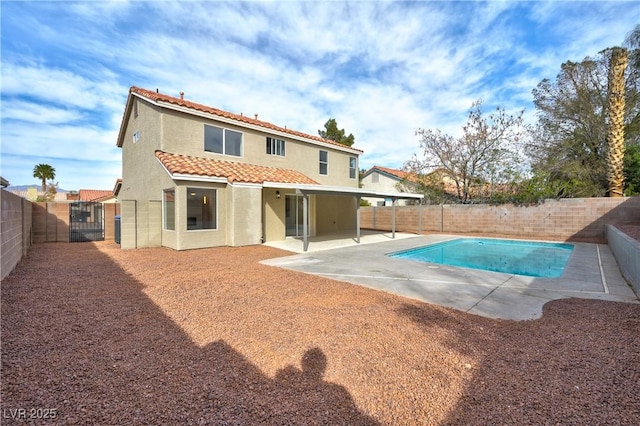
xmin=389 ymin=238 xmax=574 ymax=278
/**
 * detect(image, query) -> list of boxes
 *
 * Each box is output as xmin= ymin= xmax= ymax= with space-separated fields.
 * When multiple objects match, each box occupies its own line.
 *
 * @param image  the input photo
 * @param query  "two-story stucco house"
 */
xmin=116 ymin=87 xmax=421 ymax=251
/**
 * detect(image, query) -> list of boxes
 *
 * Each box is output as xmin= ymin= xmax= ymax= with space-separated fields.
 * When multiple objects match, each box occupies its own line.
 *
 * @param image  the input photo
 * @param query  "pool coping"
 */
xmin=261 ymin=234 xmax=639 ymax=321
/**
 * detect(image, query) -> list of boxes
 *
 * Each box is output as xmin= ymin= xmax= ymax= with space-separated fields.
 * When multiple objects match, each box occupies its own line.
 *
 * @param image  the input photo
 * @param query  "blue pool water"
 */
xmin=389 ymin=238 xmax=574 ymax=278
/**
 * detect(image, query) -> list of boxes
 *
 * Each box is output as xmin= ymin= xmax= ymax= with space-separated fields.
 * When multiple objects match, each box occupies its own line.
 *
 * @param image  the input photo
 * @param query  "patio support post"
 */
xmin=356 ymin=196 xmax=361 ymax=244
xmin=392 ymin=197 xmax=396 ymax=239
xmin=303 ymin=193 xmax=309 ymax=252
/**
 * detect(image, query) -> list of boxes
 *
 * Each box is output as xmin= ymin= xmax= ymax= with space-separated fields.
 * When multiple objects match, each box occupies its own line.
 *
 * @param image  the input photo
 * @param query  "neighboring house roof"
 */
xmin=113 ymin=179 xmax=122 ymax=197
xmin=362 ymin=166 xmax=419 ymax=183
xmin=155 ymin=150 xmax=320 ymax=185
xmin=1 ymin=177 xmax=9 ymax=188
xmin=78 ymin=189 xmax=114 ymax=202
xmin=117 ymin=87 xmax=363 ymax=155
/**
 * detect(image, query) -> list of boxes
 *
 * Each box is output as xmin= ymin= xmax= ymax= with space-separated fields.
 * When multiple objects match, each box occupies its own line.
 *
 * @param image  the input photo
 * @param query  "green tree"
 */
xmin=318 ymin=118 xmax=355 ymax=146
xmin=407 ymin=101 xmax=525 ymax=204
xmin=528 ymin=47 xmax=640 ymax=197
xmin=623 ymin=143 xmax=640 ymax=195
xmin=33 ymin=164 xmax=56 ymax=192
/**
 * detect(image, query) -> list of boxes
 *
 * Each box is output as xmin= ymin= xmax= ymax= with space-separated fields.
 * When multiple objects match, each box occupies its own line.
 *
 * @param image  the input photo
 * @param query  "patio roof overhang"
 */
xmin=263 ymin=182 xmax=424 ymax=251
xmin=262 ymin=181 xmax=424 ymax=200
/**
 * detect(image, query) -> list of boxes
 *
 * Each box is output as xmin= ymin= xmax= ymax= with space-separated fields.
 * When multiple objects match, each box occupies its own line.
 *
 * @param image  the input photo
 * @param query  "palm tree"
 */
xmin=605 ymin=47 xmax=628 ymax=197
xmin=33 ymin=164 xmax=56 ymax=192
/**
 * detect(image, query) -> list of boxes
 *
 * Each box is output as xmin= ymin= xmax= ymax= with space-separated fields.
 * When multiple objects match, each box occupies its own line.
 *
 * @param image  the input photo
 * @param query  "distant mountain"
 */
xmin=6 ymin=184 xmax=69 ymax=193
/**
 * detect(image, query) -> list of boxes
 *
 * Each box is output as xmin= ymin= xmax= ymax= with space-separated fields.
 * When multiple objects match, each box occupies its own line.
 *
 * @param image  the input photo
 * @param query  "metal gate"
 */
xmin=69 ymin=202 xmax=105 ymax=242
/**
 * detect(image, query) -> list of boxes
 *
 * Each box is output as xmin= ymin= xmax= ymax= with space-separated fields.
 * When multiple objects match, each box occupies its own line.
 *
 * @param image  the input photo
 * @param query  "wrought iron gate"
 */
xmin=69 ymin=202 xmax=105 ymax=242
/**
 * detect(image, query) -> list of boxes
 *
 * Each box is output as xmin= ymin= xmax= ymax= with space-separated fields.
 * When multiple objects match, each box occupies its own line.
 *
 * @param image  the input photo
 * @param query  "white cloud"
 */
xmin=1 ymin=100 xmax=82 ymax=124
xmin=1 ymin=0 xmax=636 ymax=189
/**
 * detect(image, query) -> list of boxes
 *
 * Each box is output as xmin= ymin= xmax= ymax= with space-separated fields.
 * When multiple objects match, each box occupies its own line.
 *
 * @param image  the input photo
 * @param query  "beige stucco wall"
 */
xmin=361 ymin=172 xmax=410 ymax=206
xmin=263 ymin=188 xmax=285 ymax=242
xmin=316 ymin=195 xmax=358 ymax=234
xmin=120 ymin=96 xmax=363 ymax=250
xmin=159 ymin=108 xmax=360 ymax=188
xmin=227 ymin=185 xmax=263 ymax=246
xmin=173 ymin=183 xmax=227 ymax=250
xmin=120 ymin=99 xmax=171 ymax=201
xmin=262 ymin=190 xmax=319 ymax=242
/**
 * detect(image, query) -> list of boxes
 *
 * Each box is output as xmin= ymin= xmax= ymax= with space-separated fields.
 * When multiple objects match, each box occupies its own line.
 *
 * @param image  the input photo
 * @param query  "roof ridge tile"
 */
xmin=131 ymin=86 xmax=362 ymax=153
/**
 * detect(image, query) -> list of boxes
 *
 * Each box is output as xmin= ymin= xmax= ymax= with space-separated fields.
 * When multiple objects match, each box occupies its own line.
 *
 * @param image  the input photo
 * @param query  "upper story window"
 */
xmin=349 ymin=157 xmax=357 ymax=179
xmin=266 ymin=137 xmax=286 ymax=157
xmin=132 ymin=131 xmax=140 ymax=144
xmin=204 ymin=125 xmax=242 ymax=157
xmin=319 ymin=150 xmax=328 ymax=175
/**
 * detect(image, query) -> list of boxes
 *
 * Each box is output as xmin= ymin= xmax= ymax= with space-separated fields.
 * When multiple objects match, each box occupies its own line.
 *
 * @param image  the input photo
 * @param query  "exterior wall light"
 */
xmin=275 ymin=190 xmax=281 ymax=199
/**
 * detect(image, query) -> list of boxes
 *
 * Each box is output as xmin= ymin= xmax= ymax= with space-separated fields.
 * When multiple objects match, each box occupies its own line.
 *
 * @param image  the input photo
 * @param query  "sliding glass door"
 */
xmin=285 ymin=195 xmax=306 ymax=237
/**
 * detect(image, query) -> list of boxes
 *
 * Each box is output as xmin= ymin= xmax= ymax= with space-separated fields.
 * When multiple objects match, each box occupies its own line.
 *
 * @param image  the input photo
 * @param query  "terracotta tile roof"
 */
xmin=126 ymin=86 xmax=363 ymax=153
xmin=79 ymin=189 xmax=114 ymax=202
xmin=155 ymin=150 xmax=320 ymax=185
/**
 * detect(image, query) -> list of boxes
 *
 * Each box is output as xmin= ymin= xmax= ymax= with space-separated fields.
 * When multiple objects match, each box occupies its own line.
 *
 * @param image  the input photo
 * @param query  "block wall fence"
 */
xmin=1 ymin=198 xmax=121 ymax=280
xmin=1 ymin=189 xmax=32 ymax=281
xmin=361 ymin=197 xmax=640 ymax=242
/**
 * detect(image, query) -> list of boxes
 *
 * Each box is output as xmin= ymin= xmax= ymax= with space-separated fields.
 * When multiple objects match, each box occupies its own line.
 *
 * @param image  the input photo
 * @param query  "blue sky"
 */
xmin=1 ymin=0 xmax=637 ymax=191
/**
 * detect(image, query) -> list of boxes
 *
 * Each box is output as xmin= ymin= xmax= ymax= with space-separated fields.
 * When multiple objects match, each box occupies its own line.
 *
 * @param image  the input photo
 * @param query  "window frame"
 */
xmin=319 ymin=150 xmax=328 ymax=175
xmin=204 ymin=124 xmax=243 ymax=157
xmin=349 ymin=156 xmax=357 ymax=179
xmin=163 ymin=188 xmax=176 ymax=231
xmin=266 ymin=137 xmax=286 ymax=157
xmin=186 ymin=187 xmax=218 ymax=231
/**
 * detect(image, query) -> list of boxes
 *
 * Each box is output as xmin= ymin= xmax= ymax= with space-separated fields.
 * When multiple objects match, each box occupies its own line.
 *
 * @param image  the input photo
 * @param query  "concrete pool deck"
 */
xmin=262 ymin=233 xmax=639 ymax=320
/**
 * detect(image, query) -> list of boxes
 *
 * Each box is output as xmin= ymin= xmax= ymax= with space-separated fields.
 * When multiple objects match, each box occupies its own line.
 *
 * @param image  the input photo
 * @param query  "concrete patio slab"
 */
xmin=262 ymin=234 xmax=638 ymax=321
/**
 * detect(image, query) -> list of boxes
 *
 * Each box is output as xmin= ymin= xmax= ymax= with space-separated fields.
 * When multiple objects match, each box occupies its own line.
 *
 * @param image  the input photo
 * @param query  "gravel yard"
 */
xmin=2 ymin=241 xmax=639 ymax=425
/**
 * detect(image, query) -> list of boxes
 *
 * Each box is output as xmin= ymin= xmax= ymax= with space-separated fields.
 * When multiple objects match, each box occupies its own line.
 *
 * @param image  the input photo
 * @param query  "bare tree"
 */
xmin=407 ymin=101 xmax=525 ymax=203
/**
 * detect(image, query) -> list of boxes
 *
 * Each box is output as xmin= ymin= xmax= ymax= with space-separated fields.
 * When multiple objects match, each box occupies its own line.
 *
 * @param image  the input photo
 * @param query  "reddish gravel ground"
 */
xmin=617 ymin=223 xmax=640 ymax=242
xmin=1 ymin=242 xmax=639 ymax=425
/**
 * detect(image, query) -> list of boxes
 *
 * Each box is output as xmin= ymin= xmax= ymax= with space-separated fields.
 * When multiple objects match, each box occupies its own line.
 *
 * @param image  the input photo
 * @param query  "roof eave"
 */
xmin=263 ymin=181 xmax=423 ymax=199
xmin=115 ymin=92 xmax=135 ymax=148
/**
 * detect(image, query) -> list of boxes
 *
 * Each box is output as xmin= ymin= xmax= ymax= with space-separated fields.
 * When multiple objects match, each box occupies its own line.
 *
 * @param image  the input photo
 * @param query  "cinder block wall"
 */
xmin=33 ymin=202 xmax=70 ymax=242
xmin=32 ymin=202 xmax=120 ymax=243
xmin=103 ymin=203 xmax=121 ymax=241
xmin=1 ymin=189 xmax=32 ymax=280
xmin=607 ymin=225 xmax=640 ymax=293
xmin=361 ymin=197 xmax=640 ymax=242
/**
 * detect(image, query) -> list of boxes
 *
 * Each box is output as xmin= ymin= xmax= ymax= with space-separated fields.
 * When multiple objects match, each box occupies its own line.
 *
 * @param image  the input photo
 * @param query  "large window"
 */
xmin=349 ymin=156 xmax=357 ymax=179
xmin=319 ymin=150 xmax=328 ymax=175
xmin=204 ymin=125 xmax=242 ymax=157
xmin=266 ymin=137 xmax=286 ymax=156
xmin=187 ymin=188 xmax=217 ymax=230
xmin=163 ymin=189 xmax=175 ymax=230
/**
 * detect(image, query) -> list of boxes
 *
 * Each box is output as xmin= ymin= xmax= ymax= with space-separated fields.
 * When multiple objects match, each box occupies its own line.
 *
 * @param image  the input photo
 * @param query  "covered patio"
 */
xmin=264 ymin=229 xmax=419 ymax=253
xmin=263 ymin=182 xmax=424 ymax=252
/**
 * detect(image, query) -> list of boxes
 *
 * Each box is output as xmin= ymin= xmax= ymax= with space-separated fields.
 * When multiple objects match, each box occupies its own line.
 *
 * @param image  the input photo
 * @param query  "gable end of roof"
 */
xmin=120 ymin=86 xmax=363 ymax=154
